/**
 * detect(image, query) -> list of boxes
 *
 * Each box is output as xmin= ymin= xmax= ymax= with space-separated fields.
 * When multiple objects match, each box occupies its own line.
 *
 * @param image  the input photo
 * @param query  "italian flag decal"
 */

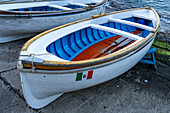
xmin=76 ymin=70 xmax=94 ymax=81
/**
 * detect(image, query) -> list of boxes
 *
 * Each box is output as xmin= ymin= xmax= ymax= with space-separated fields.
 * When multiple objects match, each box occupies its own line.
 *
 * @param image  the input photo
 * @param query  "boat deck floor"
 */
xmin=72 ymin=31 xmax=140 ymax=61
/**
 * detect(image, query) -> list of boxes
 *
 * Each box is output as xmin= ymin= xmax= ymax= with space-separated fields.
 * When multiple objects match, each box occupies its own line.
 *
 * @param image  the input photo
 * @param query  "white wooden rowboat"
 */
xmin=0 ymin=0 xmax=106 ymax=43
xmin=18 ymin=7 xmax=160 ymax=109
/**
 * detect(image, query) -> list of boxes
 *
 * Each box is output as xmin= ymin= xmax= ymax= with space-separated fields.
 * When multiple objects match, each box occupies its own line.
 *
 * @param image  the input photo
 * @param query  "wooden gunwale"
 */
xmin=19 ymin=31 xmax=157 ymax=74
xmin=21 ymin=29 xmax=158 ymax=71
xmin=0 ymin=0 xmax=106 ymax=15
xmin=20 ymin=7 xmax=160 ymax=71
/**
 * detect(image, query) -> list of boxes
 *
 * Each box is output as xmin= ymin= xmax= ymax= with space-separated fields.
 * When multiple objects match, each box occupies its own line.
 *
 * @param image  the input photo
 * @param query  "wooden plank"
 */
xmin=109 ymin=18 xmax=153 ymax=31
xmin=48 ymin=5 xmax=72 ymax=10
xmin=132 ymin=14 xmax=153 ymax=21
xmin=69 ymin=2 xmax=88 ymax=7
xmin=91 ymin=24 xmax=143 ymax=40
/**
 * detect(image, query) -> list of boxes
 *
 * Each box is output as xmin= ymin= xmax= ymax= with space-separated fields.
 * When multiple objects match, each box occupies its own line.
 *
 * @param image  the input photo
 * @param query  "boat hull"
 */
xmin=0 ymin=5 xmax=105 ymax=43
xmin=20 ymin=36 xmax=155 ymax=109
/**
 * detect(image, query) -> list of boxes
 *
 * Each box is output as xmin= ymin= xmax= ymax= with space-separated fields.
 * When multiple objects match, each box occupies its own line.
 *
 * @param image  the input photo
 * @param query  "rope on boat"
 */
xmin=20 ymin=51 xmax=56 ymax=72
xmin=31 ymin=54 xmax=35 ymax=73
xmin=24 ymin=51 xmax=56 ymax=57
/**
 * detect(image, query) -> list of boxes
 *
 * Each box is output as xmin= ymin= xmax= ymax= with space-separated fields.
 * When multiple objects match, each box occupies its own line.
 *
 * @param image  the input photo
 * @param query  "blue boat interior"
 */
xmin=12 ymin=6 xmax=63 ymax=11
xmin=46 ymin=17 xmax=153 ymax=61
xmin=11 ymin=3 xmax=96 ymax=11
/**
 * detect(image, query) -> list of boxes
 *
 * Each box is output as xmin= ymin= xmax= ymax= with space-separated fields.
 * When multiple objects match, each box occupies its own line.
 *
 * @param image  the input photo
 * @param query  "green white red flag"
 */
xmin=76 ymin=70 xmax=93 ymax=81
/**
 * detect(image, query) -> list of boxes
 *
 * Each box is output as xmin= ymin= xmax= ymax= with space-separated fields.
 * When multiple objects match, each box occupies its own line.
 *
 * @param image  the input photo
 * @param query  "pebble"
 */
xmin=144 ymin=80 xmax=148 ymax=83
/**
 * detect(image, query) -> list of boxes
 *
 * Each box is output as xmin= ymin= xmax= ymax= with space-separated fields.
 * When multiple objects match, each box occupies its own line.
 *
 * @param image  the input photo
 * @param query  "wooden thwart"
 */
xmin=108 ymin=18 xmax=153 ymax=31
xmin=91 ymin=24 xmax=143 ymax=40
xmin=69 ymin=2 xmax=88 ymax=7
xmin=132 ymin=14 xmax=154 ymax=21
xmin=48 ymin=5 xmax=72 ymax=10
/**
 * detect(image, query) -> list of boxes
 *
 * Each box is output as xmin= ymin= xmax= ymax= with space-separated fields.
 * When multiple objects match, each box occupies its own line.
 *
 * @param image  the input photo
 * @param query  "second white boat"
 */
xmin=0 ymin=0 xmax=106 ymax=43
